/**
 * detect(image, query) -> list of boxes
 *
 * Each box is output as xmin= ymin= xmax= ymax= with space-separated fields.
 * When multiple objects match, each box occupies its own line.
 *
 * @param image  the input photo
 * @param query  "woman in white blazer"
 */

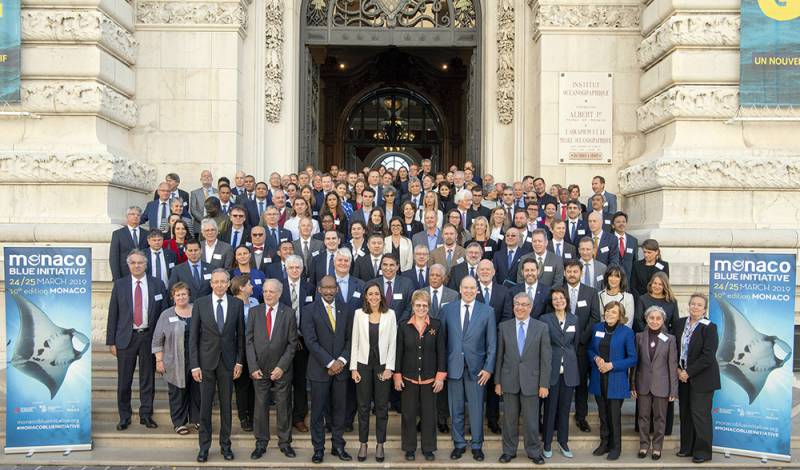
xmin=384 ymin=217 xmax=414 ymax=272
xmin=350 ymin=281 xmax=397 ymax=462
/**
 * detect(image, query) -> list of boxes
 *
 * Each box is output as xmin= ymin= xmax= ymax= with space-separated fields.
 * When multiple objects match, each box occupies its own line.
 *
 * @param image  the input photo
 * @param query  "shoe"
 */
xmin=280 ymin=445 xmax=296 ymax=458
xmin=638 ymin=449 xmax=648 ymax=459
xmin=607 ymin=450 xmax=620 ymax=461
xmin=241 ymin=418 xmax=253 ymax=432
xmin=332 ymin=447 xmax=352 ymax=461
xmin=312 ymin=449 xmax=324 ymax=464
xmin=196 ymin=450 xmax=208 ymax=463
xmin=294 ymin=421 xmax=309 ymax=432
xmin=531 ymin=456 xmax=545 ymax=465
xmin=116 ymin=419 xmax=130 ymax=431
xmin=376 ymin=443 xmax=385 ymax=462
xmin=558 ymin=443 xmax=573 ymax=459
xmin=542 ymin=448 xmax=552 ymax=459
xmin=358 ymin=443 xmax=368 ymax=462
xmin=423 ymin=451 xmax=435 ymax=461
xmin=438 ymin=422 xmax=450 ymax=433
xmin=592 ymin=444 xmax=609 ymax=456
xmin=499 ymin=453 xmax=514 ymax=463
xmin=576 ymin=419 xmax=591 ymax=432
xmin=140 ymin=417 xmax=158 ymax=428
xmin=221 ymin=447 xmax=234 ymax=460
xmin=692 ymin=457 xmax=708 ymax=463
xmin=405 ymin=451 xmax=416 ymax=461
xmin=652 ymin=452 xmax=662 ymax=461
xmin=677 ymin=451 xmax=692 ymax=458
xmin=472 ymin=449 xmax=485 ymax=461
xmin=488 ymin=422 xmax=501 ymax=434
xmin=194 ymin=423 xmax=200 ymax=431
xmin=175 ymin=425 xmax=189 ymax=435
xmin=450 ymin=447 xmax=466 ymax=460
xmin=251 ymin=447 xmax=266 ymax=460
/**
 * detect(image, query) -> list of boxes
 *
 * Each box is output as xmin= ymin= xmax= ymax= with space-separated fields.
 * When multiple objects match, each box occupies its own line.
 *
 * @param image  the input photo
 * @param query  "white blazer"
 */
xmin=350 ymin=308 xmax=397 ymax=371
xmin=383 ymin=235 xmax=414 ymax=272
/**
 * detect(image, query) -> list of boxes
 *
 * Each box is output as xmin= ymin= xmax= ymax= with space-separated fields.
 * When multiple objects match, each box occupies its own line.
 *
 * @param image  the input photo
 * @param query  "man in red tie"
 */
xmin=106 ymin=249 xmax=168 ymax=431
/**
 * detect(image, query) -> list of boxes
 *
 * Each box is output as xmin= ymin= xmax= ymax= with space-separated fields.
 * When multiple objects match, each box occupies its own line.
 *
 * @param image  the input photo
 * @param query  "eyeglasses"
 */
xmin=231 ymin=214 xmax=245 ymax=218
xmin=252 ymin=233 xmax=265 ymax=237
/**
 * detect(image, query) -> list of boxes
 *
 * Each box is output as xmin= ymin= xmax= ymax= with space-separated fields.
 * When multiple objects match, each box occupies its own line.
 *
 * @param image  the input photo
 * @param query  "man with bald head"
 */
xmin=190 ymin=170 xmax=217 ymax=227
xmin=142 ymin=182 xmax=174 ymax=233
xmin=586 ymin=212 xmax=618 ymax=267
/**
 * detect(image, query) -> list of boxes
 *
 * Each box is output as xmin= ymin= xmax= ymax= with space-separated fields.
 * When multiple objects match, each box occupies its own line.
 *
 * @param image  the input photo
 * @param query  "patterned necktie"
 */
xmin=132 ymin=228 xmax=138 ymax=245
xmin=537 ymin=256 xmax=544 ymax=273
xmin=159 ymin=202 xmax=167 ymax=229
xmin=328 ymin=253 xmax=335 ymax=275
xmin=385 ymin=280 xmax=393 ymax=302
xmin=507 ymin=249 xmax=514 ymax=268
xmin=570 ymin=288 xmax=578 ymax=315
xmin=133 ymin=280 xmax=143 ymax=327
xmin=518 ymin=321 xmax=526 ymax=355
xmin=484 ymin=286 xmax=490 ymax=303
xmin=291 ymin=284 xmax=299 ymax=325
xmin=216 ymin=299 xmax=225 ymax=332
xmin=326 ymin=303 xmax=336 ymax=332
xmin=303 ymin=240 xmax=309 ymax=262
xmin=527 ymin=285 xmax=534 ymax=303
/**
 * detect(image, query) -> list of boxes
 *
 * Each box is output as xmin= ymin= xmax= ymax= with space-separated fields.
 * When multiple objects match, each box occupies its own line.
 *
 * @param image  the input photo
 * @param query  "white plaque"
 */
xmin=558 ymin=72 xmax=613 ymax=164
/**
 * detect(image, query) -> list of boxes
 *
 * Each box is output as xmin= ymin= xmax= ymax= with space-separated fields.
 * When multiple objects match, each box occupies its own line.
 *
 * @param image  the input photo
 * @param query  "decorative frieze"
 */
xmin=264 ymin=0 xmax=284 ymax=123
xmin=20 ymin=80 xmax=138 ymax=129
xmin=136 ymin=1 xmax=248 ymax=34
xmin=637 ymin=85 xmax=738 ymax=133
xmin=530 ymin=1 xmax=641 ymax=37
xmin=496 ymin=0 xmax=514 ymax=125
xmin=22 ymin=9 xmax=138 ymax=65
xmin=638 ymin=14 xmax=740 ymax=69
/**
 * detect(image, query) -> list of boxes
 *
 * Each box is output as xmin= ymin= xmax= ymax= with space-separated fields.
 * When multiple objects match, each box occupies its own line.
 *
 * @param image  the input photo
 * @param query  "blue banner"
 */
xmin=0 ymin=0 xmax=21 ymax=102
xmin=4 ymin=247 xmax=92 ymax=453
xmin=709 ymin=252 xmax=796 ymax=461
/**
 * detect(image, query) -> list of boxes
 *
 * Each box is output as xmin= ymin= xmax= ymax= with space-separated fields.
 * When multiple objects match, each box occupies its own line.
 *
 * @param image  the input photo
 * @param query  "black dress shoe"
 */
xmin=140 ymin=417 xmax=158 ymax=428
xmin=438 ymin=422 xmax=450 ymax=433
xmin=531 ymin=456 xmax=545 ymax=465
xmin=450 ymin=447 xmax=466 ymax=459
xmin=472 ymin=449 xmax=485 ymax=461
xmin=116 ymin=419 xmax=130 ymax=431
xmin=592 ymin=444 xmax=609 ymax=456
xmin=312 ymin=449 xmax=324 ymax=464
xmin=241 ymin=418 xmax=253 ymax=432
xmin=576 ymin=419 xmax=591 ymax=432
xmin=488 ymin=422 xmax=501 ymax=434
xmin=607 ymin=450 xmax=620 ymax=461
xmin=221 ymin=447 xmax=234 ymax=460
xmin=332 ymin=447 xmax=352 ymax=461
xmin=280 ymin=445 xmax=296 ymax=458
xmin=692 ymin=456 xmax=708 ymax=463
xmin=405 ymin=451 xmax=416 ymax=461
xmin=251 ymin=447 xmax=266 ymax=459
xmin=676 ymin=451 xmax=691 ymax=458
xmin=499 ymin=453 xmax=514 ymax=463
xmin=423 ymin=451 xmax=435 ymax=461
xmin=196 ymin=450 xmax=208 ymax=463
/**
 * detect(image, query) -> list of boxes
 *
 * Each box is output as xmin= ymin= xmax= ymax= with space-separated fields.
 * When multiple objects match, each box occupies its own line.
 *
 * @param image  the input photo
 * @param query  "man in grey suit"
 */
xmin=495 ymin=292 xmax=552 ymax=465
xmin=577 ymin=237 xmax=607 ymax=290
xmin=588 ymin=175 xmax=617 ymax=215
xmin=517 ymin=229 xmax=564 ymax=288
xmin=247 ymin=279 xmax=298 ymax=460
xmin=199 ymin=219 xmax=234 ymax=269
xmin=411 ymin=209 xmax=443 ymax=250
xmin=190 ymin=169 xmax=218 ymax=226
xmin=292 ymin=218 xmax=323 ymax=272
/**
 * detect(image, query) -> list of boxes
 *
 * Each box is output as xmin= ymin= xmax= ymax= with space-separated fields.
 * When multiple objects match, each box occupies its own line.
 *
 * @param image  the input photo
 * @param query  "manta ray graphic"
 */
xmin=716 ymin=297 xmax=792 ymax=404
xmin=9 ymin=294 xmax=90 ymax=399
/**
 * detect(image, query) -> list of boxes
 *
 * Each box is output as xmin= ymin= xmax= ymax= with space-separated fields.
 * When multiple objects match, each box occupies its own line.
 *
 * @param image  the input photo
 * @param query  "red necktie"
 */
xmin=619 ymin=236 xmax=625 ymax=258
xmin=265 ymin=306 xmax=273 ymax=339
xmin=561 ymin=206 xmax=567 ymax=220
xmin=134 ymin=280 xmax=143 ymax=327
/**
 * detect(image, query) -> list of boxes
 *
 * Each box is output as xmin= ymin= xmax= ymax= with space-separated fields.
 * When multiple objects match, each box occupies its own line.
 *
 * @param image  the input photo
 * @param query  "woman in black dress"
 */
xmin=630 ymin=239 xmax=670 ymax=298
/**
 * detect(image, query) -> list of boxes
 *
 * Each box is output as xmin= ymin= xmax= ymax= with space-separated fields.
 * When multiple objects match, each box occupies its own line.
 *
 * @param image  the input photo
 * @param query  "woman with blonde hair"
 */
xmin=468 ymin=216 xmax=498 ymax=259
xmin=415 ymin=190 xmax=443 ymax=228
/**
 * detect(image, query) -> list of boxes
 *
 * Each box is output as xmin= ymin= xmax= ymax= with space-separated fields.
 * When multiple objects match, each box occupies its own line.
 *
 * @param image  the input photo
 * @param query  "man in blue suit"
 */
xmin=141 ymin=182 xmax=173 ymax=233
xmin=333 ymin=248 xmax=364 ymax=312
xmin=262 ymin=206 xmax=293 ymax=259
xmin=511 ymin=259 xmax=551 ymax=319
xmin=400 ymin=244 xmax=430 ymax=290
xmin=564 ymin=200 xmax=589 ymax=247
xmin=493 ymin=227 xmax=530 ymax=288
xmin=588 ymin=175 xmax=617 ymax=215
xmin=586 ymin=213 xmax=619 ymax=267
xmin=440 ymin=276 xmax=497 ymax=461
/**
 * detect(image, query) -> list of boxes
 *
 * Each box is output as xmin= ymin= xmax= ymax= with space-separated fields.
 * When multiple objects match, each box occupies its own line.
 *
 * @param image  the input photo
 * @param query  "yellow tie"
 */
xmin=326 ymin=303 xmax=336 ymax=332
xmin=593 ymin=236 xmax=599 ymax=257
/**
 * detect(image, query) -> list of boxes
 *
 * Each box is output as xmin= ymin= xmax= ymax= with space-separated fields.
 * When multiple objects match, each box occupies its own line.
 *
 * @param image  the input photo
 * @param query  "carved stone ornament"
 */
xmin=619 ymin=157 xmax=800 ymax=195
xmin=136 ymin=1 xmax=249 ymax=33
xmin=18 ymin=80 xmax=138 ymax=129
xmin=265 ymin=0 xmax=284 ymax=123
xmin=530 ymin=1 xmax=640 ymax=37
xmin=22 ymin=9 xmax=138 ymax=65
xmin=0 ymin=151 xmax=157 ymax=192
xmin=497 ymin=0 xmax=514 ymax=125
xmin=638 ymin=14 xmax=740 ymax=68
xmin=637 ymin=85 xmax=738 ymax=133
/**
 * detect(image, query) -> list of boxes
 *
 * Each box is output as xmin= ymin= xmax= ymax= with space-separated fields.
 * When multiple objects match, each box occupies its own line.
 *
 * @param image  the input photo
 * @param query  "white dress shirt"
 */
xmin=204 ymin=241 xmax=218 ymax=264
xmin=460 ymin=301 xmax=475 ymax=329
xmin=212 ymin=293 xmax=228 ymax=323
xmin=149 ymin=249 xmax=168 ymax=286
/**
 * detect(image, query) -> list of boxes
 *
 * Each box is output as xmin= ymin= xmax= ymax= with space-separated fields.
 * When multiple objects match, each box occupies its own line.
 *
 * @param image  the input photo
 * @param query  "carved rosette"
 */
xmin=136 ymin=1 xmax=249 ymax=34
xmin=0 ymin=152 xmax=157 ymax=192
xmin=22 ymin=9 xmax=138 ymax=65
xmin=19 ymin=80 xmax=138 ymax=129
xmin=530 ymin=2 xmax=641 ymax=37
xmin=496 ymin=0 xmax=514 ymax=125
xmin=265 ymin=0 xmax=284 ymax=123
xmin=638 ymin=14 xmax=740 ymax=69
xmin=637 ymin=85 xmax=738 ymax=133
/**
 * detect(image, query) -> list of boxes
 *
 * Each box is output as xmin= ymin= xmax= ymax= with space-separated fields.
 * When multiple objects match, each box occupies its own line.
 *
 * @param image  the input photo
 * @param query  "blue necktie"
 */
xmin=328 ymin=253 xmax=335 ymax=275
xmin=484 ymin=287 xmax=490 ymax=304
xmin=556 ymin=243 xmax=562 ymax=257
xmin=570 ymin=221 xmax=577 ymax=242
xmin=272 ymin=228 xmax=279 ymax=247
xmin=192 ymin=263 xmax=201 ymax=285
xmin=469 ymin=266 xmax=475 ymax=278
xmin=232 ymin=230 xmax=239 ymax=248
xmin=583 ymin=262 xmax=591 ymax=286
xmin=418 ymin=269 xmax=425 ymax=287
xmin=507 ymin=249 xmax=514 ymax=269
xmin=518 ymin=321 xmax=525 ymax=355
xmin=462 ymin=304 xmax=470 ymax=335
xmin=216 ymin=299 xmax=225 ymax=332
xmin=159 ymin=202 xmax=167 ymax=227
xmin=432 ymin=289 xmax=439 ymax=314
xmin=282 ymin=264 xmax=287 ymax=279
xmin=259 ymin=201 xmax=265 ymax=215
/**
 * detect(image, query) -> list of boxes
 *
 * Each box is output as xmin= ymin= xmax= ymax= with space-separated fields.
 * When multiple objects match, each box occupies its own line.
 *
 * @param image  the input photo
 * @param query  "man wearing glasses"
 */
xmin=221 ymin=206 xmax=251 ymax=249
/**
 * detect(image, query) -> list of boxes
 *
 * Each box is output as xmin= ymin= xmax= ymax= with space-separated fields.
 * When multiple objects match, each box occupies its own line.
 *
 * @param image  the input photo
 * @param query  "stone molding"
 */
xmin=136 ymin=1 xmax=248 ymax=34
xmin=637 ymin=85 xmax=738 ymax=133
xmin=19 ymin=80 xmax=138 ymax=129
xmin=529 ymin=1 xmax=641 ymax=37
xmin=638 ymin=14 xmax=740 ymax=68
xmin=0 ymin=151 xmax=157 ymax=192
xmin=618 ymin=156 xmax=800 ymax=194
xmin=496 ymin=0 xmax=514 ymax=125
xmin=264 ymin=0 xmax=284 ymax=123
xmin=22 ymin=8 xmax=138 ymax=65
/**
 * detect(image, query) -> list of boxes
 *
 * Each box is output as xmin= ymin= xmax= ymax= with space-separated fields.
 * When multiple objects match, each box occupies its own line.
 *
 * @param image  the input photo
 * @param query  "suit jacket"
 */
xmin=587 ymin=191 xmax=617 ymax=215
xmin=548 ymin=239 xmax=577 ymax=263
xmin=240 ymin=197 xmax=260 ymax=228
xmin=220 ymin=226 xmax=251 ymax=249
xmin=411 ymin=230 xmax=443 ymax=249
xmin=415 ymin=285 xmax=459 ymax=321
xmin=540 ymin=312 xmax=580 ymax=387
xmin=440 ymin=301 xmax=497 ymax=380
xmin=675 ymin=317 xmax=721 ymax=392
xmin=477 ymin=282 xmax=513 ymax=326
xmin=401 ymin=265 xmax=430 ymax=290
xmin=300 ymin=299 xmax=353 ymax=382
xmin=612 ymin=232 xmax=638 ymax=282
xmin=395 ymin=317 xmax=446 ymax=381
xmin=153 ymin=188 xmax=190 ymax=216
xmin=293 ymin=237 xmax=324 ymax=272
xmin=262 ymin=226 xmax=293 ymax=257
xmin=350 ymin=308 xmax=397 ymax=369
xmin=633 ymin=330 xmax=678 ymax=398
xmin=308 ymin=250 xmax=337 ymax=286
xmin=468 ymin=205 xmax=492 ymax=223
xmin=109 ymin=226 xmax=149 ymax=280
xmin=590 ymin=231 xmax=620 ymax=267
xmin=351 ymin=253 xmax=384 ymax=282
xmin=335 ymin=275 xmax=365 ymax=312
xmin=245 ymin=302 xmax=298 ymax=376
xmin=188 ymin=294 xmax=245 ymax=372
xmin=579 ymin=259 xmax=608 ymax=291
xmin=106 ymin=275 xmax=168 ymax=349
xmin=564 ymin=218 xmax=590 ymax=247
xmin=567 ymin=283 xmax=602 ymax=346
xmin=189 ymin=187 xmax=213 ymax=225
xmin=494 ymin=317 xmax=551 ymax=396
xmin=264 ymin=260 xmax=289 ymax=283
xmin=384 ymin=236 xmax=414 ymax=272
xmin=201 ymin=240 xmax=234 ymax=269
xmin=515 ymin=251 xmax=564 ymax=288
xmin=493 ymin=244 xmax=531 ymax=287
xmin=510 ymin=282 xmax=551 ymax=319
xmin=145 ymin=248 xmax=177 ymax=285
xmin=376 ymin=276 xmax=415 ymax=321
xmin=446 ymin=262 xmax=481 ymax=291
xmin=168 ymin=260 xmax=213 ymax=301
xmin=430 ymin=245 xmax=466 ymax=276
xmin=588 ymin=322 xmax=637 ymax=399
xmin=280 ymin=278 xmax=316 ymax=329
xmin=141 ymin=199 xmax=172 ymax=231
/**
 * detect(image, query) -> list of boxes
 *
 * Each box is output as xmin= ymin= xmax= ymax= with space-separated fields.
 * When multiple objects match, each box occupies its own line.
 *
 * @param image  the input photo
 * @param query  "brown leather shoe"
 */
xmin=294 ymin=421 xmax=309 ymax=432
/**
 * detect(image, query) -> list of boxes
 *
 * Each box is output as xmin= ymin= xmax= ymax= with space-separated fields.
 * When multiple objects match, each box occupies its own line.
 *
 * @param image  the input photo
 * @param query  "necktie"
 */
xmin=446 ymin=249 xmax=453 ymax=267
xmin=154 ymin=252 xmax=162 ymax=282
xmin=462 ymin=304 xmax=470 ymax=335
xmin=133 ymin=280 xmax=143 ymax=328
xmin=556 ymin=243 xmax=562 ymax=257
xmin=418 ymin=269 xmax=425 ymax=287
xmin=132 ymin=228 xmax=138 ymax=245
xmin=216 ymin=299 xmax=225 ymax=332
xmin=484 ymin=287 xmax=490 ymax=303
xmin=518 ymin=321 xmax=526 ymax=355
xmin=583 ymin=262 xmax=592 ymax=287
xmin=265 ymin=306 xmax=273 ymax=339
xmin=537 ymin=256 xmax=544 ymax=273
xmin=338 ymin=278 xmax=348 ymax=299
xmin=259 ymin=201 xmax=265 ymax=215
xmin=593 ymin=236 xmax=599 ymax=257
xmin=373 ymin=258 xmax=380 ymax=275
xmin=282 ymin=264 xmax=287 ymax=279
xmin=619 ymin=236 xmax=625 ymax=258
xmin=561 ymin=206 xmax=567 ymax=220
xmin=192 ymin=263 xmax=201 ymax=285
xmin=385 ymin=280 xmax=393 ymax=302
xmin=469 ymin=265 xmax=476 ymax=278
xmin=327 ymin=253 xmax=335 ymax=275
xmin=272 ymin=228 xmax=279 ymax=247
xmin=303 ymin=240 xmax=309 ymax=261
xmin=326 ymin=303 xmax=336 ymax=331
xmin=527 ymin=285 xmax=534 ymax=303
xmin=508 ymin=249 xmax=514 ymax=268
xmin=570 ymin=288 xmax=578 ymax=315
xmin=570 ymin=221 xmax=576 ymax=241
xmin=222 ymin=204 xmax=228 ymax=215
xmin=159 ymin=202 xmax=167 ymax=229
xmin=461 ymin=211 xmax=466 ymax=227
xmin=232 ymin=230 xmax=239 ymax=248
xmin=291 ymin=284 xmax=299 ymax=324
xmin=432 ymin=289 xmax=439 ymax=313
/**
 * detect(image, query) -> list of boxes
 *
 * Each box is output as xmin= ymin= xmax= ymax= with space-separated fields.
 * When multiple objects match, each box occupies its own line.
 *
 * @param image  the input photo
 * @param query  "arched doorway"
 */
xmin=298 ymin=0 xmax=482 ymax=174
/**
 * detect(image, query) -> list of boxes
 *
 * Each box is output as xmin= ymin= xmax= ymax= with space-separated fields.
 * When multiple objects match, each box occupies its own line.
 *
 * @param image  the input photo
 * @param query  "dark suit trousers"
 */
xmin=116 ymin=330 xmax=155 ymax=421
xmin=502 ymin=392 xmax=543 ymax=458
xmin=596 ymin=396 xmax=622 ymax=453
xmin=253 ymin=374 xmax=293 ymax=448
xmin=574 ymin=344 xmax=590 ymax=421
xmin=401 ymin=381 xmax=438 ymax=453
xmin=637 ymin=393 xmax=669 ymax=451
xmin=437 ymin=381 xmax=450 ymax=424
xmin=234 ymin=361 xmax=254 ymax=422
xmin=544 ymin=374 xmax=573 ymax=448
xmin=291 ymin=341 xmax=309 ymax=423
xmin=167 ymin=374 xmax=200 ymax=428
xmin=310 ymin=377 xmax=347 ymax=452
xmin=678 ymin=382 xmax=714 ymax=460
xmin=199 ymin=362 xmax=234 ymax=451
xmin=355 ymin=362 xmax=390 ymax=443
xmin=486 ymin=374 xmax=500 ymax=426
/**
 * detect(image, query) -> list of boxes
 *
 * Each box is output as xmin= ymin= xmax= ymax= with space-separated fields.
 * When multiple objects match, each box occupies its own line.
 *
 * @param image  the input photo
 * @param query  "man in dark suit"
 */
xmin=562 ymin=260 xmax=601 ymax=433
xmin=511 ymin=259 xmax=551 ymax=319
xmin=564 ymin=200 xmax=589 ymax=247
xmin=308 ymin=230 xmax=341 ymax=286
xmin=144 ymin=229 xmax=176 ymax=288
xmin=109 ymin=206 xmax=149 ymax=280
xmin=141 ymin=182 xmax=173 ymax=233
xmin=106 ymin=249 xmax=168 ymax=431
xmin=262 ymin=206 xmax=293 ymax=258
xmin=350 ymin=233 xmax=381 ymax=282
xmin=586 ymin=212 xmax=619 ymax=267
xmin=168 ymin=239 xmax=212 ymax=301
xmin=588 ymin=175 xmax=618 ymax=215
xmin=348 ymin=187 xmax=376 ymax=226
xmin=366 ymin=170 xmax=384 ymax=207
xmin=199 ymin=219 xmax=234 ymax=269
xmin=247 ymin=279 xmax=299 ymax=459
xmin=548 ymin=219 xmax=577 ymax=263
xmin=401 ymin=244 xmax=430 ymax=290
xmin=153 ymin=172 xmax=190 ymax=217
xmin=610 ymin=212 xmax=638 ymax=285
xmin=401 ymin=176 xmax=424 ymax=208
xmin=189 ymin=269 xmax=246 ymax=463
xmin=292 ymin=217 xmax=323 ymax=274
xmin=375 ymin=253 xmax=414 ymax=321
xmin=468 ymin=186 xmax=492 ymax=221
xmin=301 ymin=276 xmax=354 ymax=464
xmin=264 ymin=240 xmax=294 ymax=281
xmin=282 ymin=255 xmax=315 ymax=433
xmin=447 ymin=242 xmax=483 ymax=291
xmin=495 ymin=292 xmax=551 ymax=464
xmin=493 ymin=227 xmax=531 ymax=287
xmin=219 ymin=206 xmax=251 ymax=249
xmin=586 ymin=194 xmax=614 ymax=233
xmin=516 ymin=230 xmax=564 ymax=288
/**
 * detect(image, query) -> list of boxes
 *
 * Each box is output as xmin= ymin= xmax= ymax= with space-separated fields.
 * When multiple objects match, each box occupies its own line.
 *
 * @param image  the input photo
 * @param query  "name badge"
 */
xmin=497 ymin=234 xmax=504 ymax=240
xmin=254 ymin=279 xmax=262 ymax=285
xmin=577 ymin=229 xmax=586 ymax=235
xmin=305 ymin=295 xmax=313 ymax=302
xmin=596 ymin=275 xmax=604 ymax=281
xmin=358 ymin=249 xmax=365 ymax=256
xmin=600 ymin=246 xmax=609 ymax=253
xmin=626 ymin=247 xmax=633 ymax=254
xmin=406 ymin=225 xmax=412 ymax=231
xmin=169 ymin=316 xmax=180 ymax=323
xmin=604 ymin=219 xmax=610 ymax=225
xmin=203 ymin=273 xmax=212 ymax=280
xmin=393 ymin=293 xmax=403 ymax=300
xmin=456 ymin=257 xmax=464 ymax=264
xmin=213 ymin=253 xmax=222 ymax=259
xmin=595 ymin=331 xmax=605 ymax=338
xmin=334 ymin=219 xmax=341 ymax=226
xmin=312 ymin=211 xmax=319 ymax=216
xmin=566 ymin=325 xmax=576 ymax=333
xmin=699 ymin=318 xmax=710 ymax=325
xmin=280 ymin=237 xmax=288 ymax=242
xmin=564 ymin=253 xmax=572 ymax=259
xmin=168 ymin=262 xmax=175 ymax=268
xmin=577 ymin=300 xmax=587 ymax=308
xmin=183 ymin=201 xmax=188 ymax=206
xmin=437 ymin=244 xmax=443 ymax=248
xmin=544 ymin=266 xmax=553 ymax=272
xmin=603 ymin=201 xmax=609 ymax=207
xmin=154 ymin=294 xmax=163 ymax=301
xmin=312 ymin=250 xmax=320 ymax=257
xmin=264 ymin=257 xmax=272 ymax=264
xmin=246 ymin=242 xmax=252 ymax=247
xmin=655 ymin=262 xmax=664 ymax=270
xmin=353 ymin=291 xmax=361 ymax=298
xmin=484 ymin=246 xmax=493 ymax=252
xmin=378 ymin=270 xmax=383 ymax=276
xmin=658 ymin=333 xmax=669 ymax=342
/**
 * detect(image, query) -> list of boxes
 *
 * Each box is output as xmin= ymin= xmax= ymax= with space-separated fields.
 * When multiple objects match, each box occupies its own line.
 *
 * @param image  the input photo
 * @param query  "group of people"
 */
xmin=106 ymin=159 xmax=720 ymax=464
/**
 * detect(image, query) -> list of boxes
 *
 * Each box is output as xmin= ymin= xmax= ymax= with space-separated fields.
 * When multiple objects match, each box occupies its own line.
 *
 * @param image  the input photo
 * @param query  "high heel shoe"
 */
xmin=357 ymin=443 xmax=367 ymax=462
xmin=376 ymin=443 xmax=385 ymax=462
